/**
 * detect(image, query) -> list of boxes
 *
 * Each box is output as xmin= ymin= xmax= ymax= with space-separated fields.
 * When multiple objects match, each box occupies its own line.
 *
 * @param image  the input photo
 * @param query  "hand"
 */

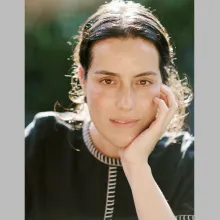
xmin=119 ymin=84 xmax=178 ymax=171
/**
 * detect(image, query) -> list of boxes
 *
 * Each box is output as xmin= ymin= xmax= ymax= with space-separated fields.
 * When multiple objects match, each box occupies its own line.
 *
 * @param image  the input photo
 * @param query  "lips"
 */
xmin=110 ymin=119 xmax=139 ymax=124
xmin=110 ymin=118 xmax=139 ymax=127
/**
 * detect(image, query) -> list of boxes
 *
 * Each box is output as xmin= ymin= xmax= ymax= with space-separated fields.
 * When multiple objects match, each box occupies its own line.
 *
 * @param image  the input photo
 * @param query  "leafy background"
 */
xmin=25 ymin=0 xmax=194 ymax=133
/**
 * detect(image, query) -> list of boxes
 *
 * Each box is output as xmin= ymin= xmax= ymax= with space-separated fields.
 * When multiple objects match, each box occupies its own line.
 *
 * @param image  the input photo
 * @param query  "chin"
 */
xmin=108 ymin=134 xmax=137 ymax=148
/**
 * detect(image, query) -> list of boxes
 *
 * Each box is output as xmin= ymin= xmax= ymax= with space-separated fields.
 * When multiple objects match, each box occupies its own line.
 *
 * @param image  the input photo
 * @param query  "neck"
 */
xmin=89 ymin=122 xmax=120 ymax=159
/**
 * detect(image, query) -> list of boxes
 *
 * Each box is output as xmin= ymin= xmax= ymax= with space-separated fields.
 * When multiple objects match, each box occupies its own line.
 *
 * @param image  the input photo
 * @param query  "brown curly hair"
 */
xmin=65 ymin=0 xmax=193 ymax=134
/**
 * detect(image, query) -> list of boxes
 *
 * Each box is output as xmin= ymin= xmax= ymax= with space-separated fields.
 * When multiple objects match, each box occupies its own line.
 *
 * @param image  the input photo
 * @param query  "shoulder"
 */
xmin=167 ymin=131 xmax=194 ymax=170
xmin=162 ymin=131 xmax=194 ymax=182
xmin=25 ymin=111 xmax=85 ymax=137
xmin=151 ymin=132 xmax=194 ymax=215
xmin=156 ymin=131 xmax=194 ymax=179
xmin=26 ymin=111 xmax=70 ymax=137
xmin=25 ymin=111 xmax=84 ymax=160
xmin=149 ymin=131 xmax=194 ymax=196
xmin=25 ymin=112 xmax=57 ymax=138
xmin=151 ymin=131 xmax=194 ymax=164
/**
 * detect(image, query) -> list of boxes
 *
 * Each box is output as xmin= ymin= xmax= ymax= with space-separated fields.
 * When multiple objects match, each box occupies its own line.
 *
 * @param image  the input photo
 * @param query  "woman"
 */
xmin=25 ymin=0 xmax=194 ymax=219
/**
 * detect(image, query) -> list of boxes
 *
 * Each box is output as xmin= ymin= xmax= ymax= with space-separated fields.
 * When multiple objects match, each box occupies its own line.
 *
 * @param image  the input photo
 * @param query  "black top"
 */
xmin=25 ymin=112 xmax=194 ymax=220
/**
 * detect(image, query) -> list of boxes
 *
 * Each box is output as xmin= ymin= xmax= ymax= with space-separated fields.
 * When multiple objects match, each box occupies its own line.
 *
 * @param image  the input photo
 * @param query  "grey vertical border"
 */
xmin=196 ymin=0 xmax=220 ymax=219
xmin=0 ymin=0 xmax=24 ymax=219
xmin=2 ymin=0 xmax=220 ymax=219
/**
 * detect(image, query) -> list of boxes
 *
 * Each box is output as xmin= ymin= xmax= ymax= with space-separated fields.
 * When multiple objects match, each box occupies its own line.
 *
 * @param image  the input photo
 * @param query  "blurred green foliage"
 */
xmin=25 ymin=0 xmax=194 ymax=131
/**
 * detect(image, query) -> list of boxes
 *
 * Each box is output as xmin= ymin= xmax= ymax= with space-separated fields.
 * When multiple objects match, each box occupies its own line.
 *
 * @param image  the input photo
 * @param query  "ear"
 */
xmin=77 ymin=65 xmax=87 ymax=93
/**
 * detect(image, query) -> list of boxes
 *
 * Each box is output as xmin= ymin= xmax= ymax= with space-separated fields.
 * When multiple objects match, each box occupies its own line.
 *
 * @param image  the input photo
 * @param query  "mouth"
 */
xmin=110 ymin=118 xmax=140 ymax=127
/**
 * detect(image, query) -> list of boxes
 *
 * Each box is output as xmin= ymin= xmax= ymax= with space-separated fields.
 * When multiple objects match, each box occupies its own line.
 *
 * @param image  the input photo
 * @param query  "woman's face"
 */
xmin=80 ymin=37 xmax=162 ymax=148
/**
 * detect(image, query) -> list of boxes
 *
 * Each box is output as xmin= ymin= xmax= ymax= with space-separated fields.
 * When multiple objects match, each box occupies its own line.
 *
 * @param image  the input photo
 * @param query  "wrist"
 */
xmin=122 ymin=162 xmax=152 ymax=182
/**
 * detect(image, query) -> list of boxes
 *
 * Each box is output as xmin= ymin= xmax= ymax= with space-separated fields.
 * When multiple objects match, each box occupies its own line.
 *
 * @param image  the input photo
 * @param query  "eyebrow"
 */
xmin=93 ymin=70 xmax=159 ymax=78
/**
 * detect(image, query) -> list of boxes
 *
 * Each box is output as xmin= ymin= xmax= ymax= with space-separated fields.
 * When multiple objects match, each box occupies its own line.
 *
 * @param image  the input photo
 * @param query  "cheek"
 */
xmin=138 ymin=85 xmax=160 ymax=105
xmin=86 ymin=84 xmax=109 ymax=111
xmin=138 ymin=85 xmax=160 ymax=116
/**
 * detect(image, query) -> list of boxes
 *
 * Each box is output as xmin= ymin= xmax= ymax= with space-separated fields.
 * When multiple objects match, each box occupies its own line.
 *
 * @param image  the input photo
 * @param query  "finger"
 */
xmin=153 ymin=97 xmax=176 ymax=134
xmin=161 ymin=85 xmax=178 ymax=126
xmin=153 ymin=97 xmax=169 ymax=129
xmin=160 ymin=92 xmax=168 ymax=106
xmin=160 ymin=84 xmax=178 ymax=112
xmin=160 ymin=86 xmax=178 ymax=127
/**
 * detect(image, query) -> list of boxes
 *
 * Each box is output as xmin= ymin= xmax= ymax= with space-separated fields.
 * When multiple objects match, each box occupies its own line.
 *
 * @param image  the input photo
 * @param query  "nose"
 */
xmin=116 ymin=87 xmax=134 ymax=111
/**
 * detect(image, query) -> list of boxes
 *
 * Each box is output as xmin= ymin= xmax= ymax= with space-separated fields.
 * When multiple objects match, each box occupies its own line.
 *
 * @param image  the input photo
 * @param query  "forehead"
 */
xmin=89 ymin=37 xmax=160 ymax=74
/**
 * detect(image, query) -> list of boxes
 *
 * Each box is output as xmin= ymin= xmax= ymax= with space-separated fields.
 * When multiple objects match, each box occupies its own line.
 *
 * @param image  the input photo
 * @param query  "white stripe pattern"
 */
xmin=82 ymin=120 xmax=122 ymax=167
xmin=103 ymin=166 xmax=118 ymax=220
xmin=176 ymin=215 xmax=195 ymax=220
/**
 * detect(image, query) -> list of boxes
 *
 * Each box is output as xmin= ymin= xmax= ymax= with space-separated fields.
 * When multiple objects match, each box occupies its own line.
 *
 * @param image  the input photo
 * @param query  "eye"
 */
xmin=100 ymin=78 xmax=115 ymax=85
xmin=137 ymin=80 xmax=151 ymax=86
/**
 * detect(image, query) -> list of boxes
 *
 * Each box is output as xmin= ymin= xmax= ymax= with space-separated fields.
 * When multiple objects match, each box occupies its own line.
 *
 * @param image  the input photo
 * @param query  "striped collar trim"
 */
xmin=82 ymin=120 xmax=122 ymax=167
